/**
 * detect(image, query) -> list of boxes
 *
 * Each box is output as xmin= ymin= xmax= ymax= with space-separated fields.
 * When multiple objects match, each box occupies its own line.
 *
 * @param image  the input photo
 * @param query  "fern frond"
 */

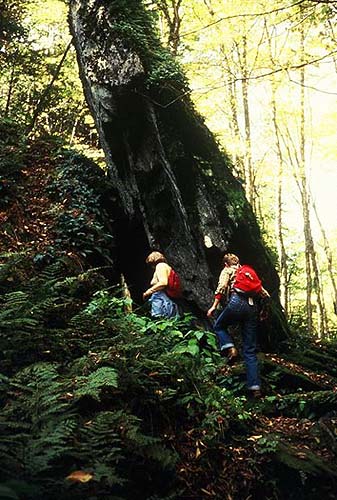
xmin=74 ymin=367 xmax=118 ymax=401
xmin=0 ymin=291 xmax=31 ymax=318
xmin=0 ymin=362 xmax=77 ymax=479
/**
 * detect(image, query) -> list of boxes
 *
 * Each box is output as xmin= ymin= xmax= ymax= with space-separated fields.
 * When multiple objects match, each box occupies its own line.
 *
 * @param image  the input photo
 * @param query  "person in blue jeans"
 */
xmin=143 ymin=251 xmax=179 ymax=319
xmin=207 ymin=253 xmax=269 ymax=397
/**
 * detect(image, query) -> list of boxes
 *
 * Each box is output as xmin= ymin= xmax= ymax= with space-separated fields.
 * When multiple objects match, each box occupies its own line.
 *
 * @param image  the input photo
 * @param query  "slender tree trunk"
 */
xmin=266 ymin=24 xmax=289 ymax=315
xmin=298 ymin=23 xmax=313 ymax=334
xmin=4 ymin=63 xmax=16 ymax=117
xmin=311 ymin=199 xmax=331 ymax=328
xmin=298 ymin=23 xmax=327 ymax=336
xmin=312 ymin=200 xmax=337 ymax=326
xmin=308 ymin=225 xmax=327 ymax=336
xmin=222 ymin=50 xmax=245 ymax=180
xmin=157 ymin=0 xmax=182 ymax=55
xmin=26 ymin=41 xmax=72 ymax=135
xmin=240 ymin=36 xmax=254 ymax=211
xmin=69 ymin=105 xmax=84 ymax=145
xmin=271 ymin=85 xmax=289 ymax=315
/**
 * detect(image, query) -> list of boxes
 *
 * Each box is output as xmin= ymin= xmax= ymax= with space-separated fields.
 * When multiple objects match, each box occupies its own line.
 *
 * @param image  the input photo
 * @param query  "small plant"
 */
xmin=255 ymin=434 xmax=280 ymax=455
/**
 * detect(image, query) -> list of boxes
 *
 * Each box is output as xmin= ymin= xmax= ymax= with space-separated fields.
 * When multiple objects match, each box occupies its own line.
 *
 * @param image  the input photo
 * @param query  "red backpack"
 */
xmin=166 ymin=268 xmax=182 ymax=299
xmin=233 ymin=265 xmax=262 ymax=296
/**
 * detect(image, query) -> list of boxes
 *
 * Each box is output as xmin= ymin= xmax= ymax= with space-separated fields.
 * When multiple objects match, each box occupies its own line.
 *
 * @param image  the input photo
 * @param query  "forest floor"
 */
xmin=0 ymin=140 xmax=56 ymax=254
xmin=176 ymin=351 xmax=337 ymax=498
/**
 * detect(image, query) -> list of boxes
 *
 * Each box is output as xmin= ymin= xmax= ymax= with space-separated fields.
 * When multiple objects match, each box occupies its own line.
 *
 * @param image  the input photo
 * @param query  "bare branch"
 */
xmin=189 ymin=49 xmax=337 ymax=98
xmin=306 ymin=0 xmax=337 ymax=4
xmin=180 ymin=0 xmax=312 ymax=39
xmin=288 ymin=76 xmax=337 ymax=94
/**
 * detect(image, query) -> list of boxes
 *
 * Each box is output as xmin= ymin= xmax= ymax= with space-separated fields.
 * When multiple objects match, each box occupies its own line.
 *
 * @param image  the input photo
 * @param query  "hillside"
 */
xmin=0 ymin=129 xmax=336 ymax=499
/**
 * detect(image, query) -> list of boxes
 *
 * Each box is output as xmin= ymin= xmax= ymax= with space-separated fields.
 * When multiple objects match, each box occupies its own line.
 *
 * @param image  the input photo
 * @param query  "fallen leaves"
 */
xmin=264 ymin=353 xmax=337 ymax=390
xmin=0 ymin=147 xmax=57 ymax=254
xmin=247 ymin=434 xmax=263 ymax=441
xmin=66 ymin=470 xmax=93 ymax=483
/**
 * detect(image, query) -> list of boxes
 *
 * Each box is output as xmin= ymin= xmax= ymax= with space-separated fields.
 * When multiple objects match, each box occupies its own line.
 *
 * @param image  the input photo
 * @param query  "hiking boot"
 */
xmin=248 ymin=388 xmax=262 ymax=399
xmin=220 ymin=347 xmax=238 ymax=365
xmin=227 ymin=347 xmax=238 ymax=363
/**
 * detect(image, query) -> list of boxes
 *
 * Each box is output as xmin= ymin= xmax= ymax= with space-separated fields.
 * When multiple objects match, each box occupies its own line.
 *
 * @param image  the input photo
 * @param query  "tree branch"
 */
xmin=180 ymin=0 xmax=314 ymax=39
xmin=26 ymin=40 xmax=72 ymax=135
xmin=189 ymin=49 xmax=337 ymax=97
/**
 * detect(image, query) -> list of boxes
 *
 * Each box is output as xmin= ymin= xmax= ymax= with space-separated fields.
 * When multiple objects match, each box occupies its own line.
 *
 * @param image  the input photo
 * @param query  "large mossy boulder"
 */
xmin=69 ymin=0 xmax=288 ymax=349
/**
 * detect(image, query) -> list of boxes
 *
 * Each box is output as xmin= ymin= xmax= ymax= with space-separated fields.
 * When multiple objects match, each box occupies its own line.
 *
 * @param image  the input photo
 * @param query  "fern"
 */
xmin=74 ymin=367 xmax=118 ymax=401
xmin=0 ymin=252 xmax=33 ymax=294
xmin=77 ymin=411 xmax=123 ymax=466
xmin=0 ymin=363 xmax=76 ymax=479
xmin=0 ymin=291 xmax=31 ymax=317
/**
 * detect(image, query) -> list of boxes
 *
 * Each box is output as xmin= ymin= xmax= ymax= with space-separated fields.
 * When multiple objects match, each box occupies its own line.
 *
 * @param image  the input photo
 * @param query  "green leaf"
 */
xmin=206 ymin=332 xmax=217 ymax=349
xmin=0 ymin=485 xmax=19 ymax=499
xmin=187 ymin=340 xmax=199 ymax=356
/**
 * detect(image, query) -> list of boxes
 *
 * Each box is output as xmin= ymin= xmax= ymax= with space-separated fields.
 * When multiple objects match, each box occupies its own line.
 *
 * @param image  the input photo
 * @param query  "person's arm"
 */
xmin=143 ymin=263 xmax=170 ymax=299
xmin=258 ymin=286 xmax=271 ymax=320
xmin=207 ymin=269 xmax=230 ymax=317
xmin=207 ymin=294 xmax=222 ymax=318
xmin=260 ymin=286 xmax=270 ymax=298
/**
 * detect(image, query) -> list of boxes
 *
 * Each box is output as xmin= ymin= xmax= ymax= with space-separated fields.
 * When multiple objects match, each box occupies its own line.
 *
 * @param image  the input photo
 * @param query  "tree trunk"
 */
xmin=312 ymin=199 xmax=337 ymax=328
xmin=222 ymin=49 xmax=245 ymax=181
xmin=299 ymin=59 xmax=313 ymax=333
xmin=26 ymin=41 xmax=72 ymax=135
xmin=157 ymin=0 xmax=183 ymax=55
xmin=239 ymin=37 xmax=254 ymax=211
xmin=272 ymin=89 xmax=289 ymax=316
xmin=266 ymin=25 xmax=289 ymax=316
xmin=69 ymin=104 xmax=85 ymax=145
xmin=68 ymin=0 xmax=288 ymax=349
xmin=4 ymin=62 xmax=16 ymax=117
xmin=298 ymin=23 xmax=327 ymax=336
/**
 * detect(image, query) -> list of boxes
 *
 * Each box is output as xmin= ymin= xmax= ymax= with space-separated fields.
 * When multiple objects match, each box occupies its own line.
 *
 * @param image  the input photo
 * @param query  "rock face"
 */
xmin=69 ymin=0 xmax=288 ymax=347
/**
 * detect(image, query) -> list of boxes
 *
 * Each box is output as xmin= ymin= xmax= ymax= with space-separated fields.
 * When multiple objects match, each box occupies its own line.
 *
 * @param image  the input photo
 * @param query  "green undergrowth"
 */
xmin=0 ymin=118 xmax=27 ymax=210
xmin=1 ymin=256 xmax=337 ymax=498
xmin=1 ymin=127 xmax=337 ymax=498
xmin=47 ymin=148 xmax=116 ymax=263
xmin=0 ymin=256 xmax=254 ymax=499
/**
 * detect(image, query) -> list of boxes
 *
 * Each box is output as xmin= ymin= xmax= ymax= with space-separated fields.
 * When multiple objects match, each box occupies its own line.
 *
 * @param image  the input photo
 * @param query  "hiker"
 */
xmin=143 ymin=251 xmax=181 ymax=319
xmin=207 ymin=253 xmax=269 ymax=397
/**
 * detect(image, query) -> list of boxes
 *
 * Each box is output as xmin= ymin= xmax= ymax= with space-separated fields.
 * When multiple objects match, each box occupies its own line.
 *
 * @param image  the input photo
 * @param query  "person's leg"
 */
xmin=213 ymin=295 xmax=243 ymax=355
xmin=213 ymin=306 xmax=235 ymax=352
xmin=149 ymin=291 xmax=178 ymax=318
xmin=149 ymin=291 xmax=166 ymax=317
xmin=241 ymin=309 xmax=260 ymax=390
xmin=162 ymin=294 xmax=178 ymax=318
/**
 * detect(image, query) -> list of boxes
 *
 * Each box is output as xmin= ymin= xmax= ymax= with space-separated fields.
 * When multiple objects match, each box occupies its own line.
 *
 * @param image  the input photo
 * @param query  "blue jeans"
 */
xmin=149 ymin=291 xmax=178 ymax=319
xmin=214 ymin=292 xmax=260 ymax=390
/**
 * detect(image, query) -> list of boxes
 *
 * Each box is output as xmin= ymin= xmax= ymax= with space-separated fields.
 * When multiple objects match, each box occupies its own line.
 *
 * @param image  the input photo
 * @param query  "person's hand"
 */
xmin=207 ymin=306 xmax=215 ymax=318
xmin=259 ymin=306 xmax=269 ymax=321
xmin=143 ymin=290 xmax=151 ymax=300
